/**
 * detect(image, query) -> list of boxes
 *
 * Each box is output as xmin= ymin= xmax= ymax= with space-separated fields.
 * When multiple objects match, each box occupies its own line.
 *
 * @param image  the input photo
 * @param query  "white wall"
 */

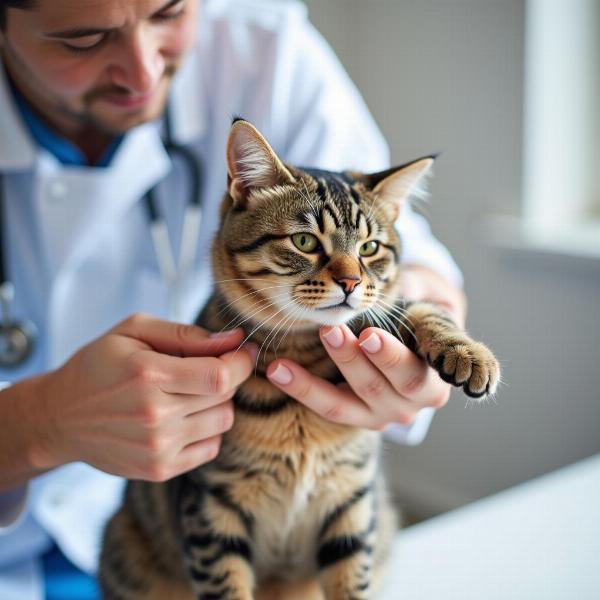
xmin=303 ymin=0 xmax=600 ymax=515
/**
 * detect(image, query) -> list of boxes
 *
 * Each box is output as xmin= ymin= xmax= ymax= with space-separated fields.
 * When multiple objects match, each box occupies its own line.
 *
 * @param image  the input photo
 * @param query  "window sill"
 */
xmin=482 ymin=215 xmax=600 ymax=266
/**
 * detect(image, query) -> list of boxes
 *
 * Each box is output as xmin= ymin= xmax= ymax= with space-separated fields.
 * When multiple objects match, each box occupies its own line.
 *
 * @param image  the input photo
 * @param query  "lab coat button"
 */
xmin=48 ymin=491 xmax=67 ymax=508
xmin=49 ymin=180 xmax=68 ymax=199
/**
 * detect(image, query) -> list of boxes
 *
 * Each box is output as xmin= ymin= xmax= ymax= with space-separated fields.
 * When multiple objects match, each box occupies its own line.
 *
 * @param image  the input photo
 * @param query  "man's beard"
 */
xmin=60 ymin=63 xmax=179 ymax=136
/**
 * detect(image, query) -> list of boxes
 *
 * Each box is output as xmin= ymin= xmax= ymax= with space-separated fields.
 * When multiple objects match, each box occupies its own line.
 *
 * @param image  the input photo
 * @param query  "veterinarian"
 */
xmin=0 ymin=0 xmax=465 ymax=597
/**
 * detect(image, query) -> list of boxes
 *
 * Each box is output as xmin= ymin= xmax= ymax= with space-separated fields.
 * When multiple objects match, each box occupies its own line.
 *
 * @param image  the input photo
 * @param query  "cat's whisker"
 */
xmin=255 ymin=304 xmax=298 ymax=371
xmin=212 ymin=277 xmax=277 ymax=284
xmin=372 ymin=304 xmax=404 ymax=342
xmin=216 ymin=285 xmax=291 ymax=317
xmin=274 ymin=308 xmax=303 ymax=357
xmin=219 ymin=292 xmax=285 ymax=330
xmin=249 ymin=303 xmax=303 ymax=371
xmin=239 ymin=297 xmax=299 ymax=359
xmin=375 ymin=296 xmax=416 ymax=325
xmin=220 ymin=291 xmax=291 ymax=332
xmin=373 ymin=299 xmax=418 ymax=344
xmin=365 ymin=197 xmax=378 ymax=223
xmin=364 ymin=305 xmax=386 ymax=336
xmin=376 ymin=304 xmax=416 ymax=334
xmin=266 ymin=306 xmax=299 ymax=358
xmin=299 ymin=178 xmax=320 ymax=218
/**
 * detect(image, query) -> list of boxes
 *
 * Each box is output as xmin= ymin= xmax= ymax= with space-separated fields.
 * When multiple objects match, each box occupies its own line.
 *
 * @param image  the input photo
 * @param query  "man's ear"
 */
xmin=226 ymin=118 xmax=296 ymax=207
xmin=363 ymin=156 xmax=435 ymax=221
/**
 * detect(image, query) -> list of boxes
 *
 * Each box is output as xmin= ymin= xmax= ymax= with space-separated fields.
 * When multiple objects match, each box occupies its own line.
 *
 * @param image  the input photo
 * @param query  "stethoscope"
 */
xmin=0 ymin=106 xmax=203 ymax=369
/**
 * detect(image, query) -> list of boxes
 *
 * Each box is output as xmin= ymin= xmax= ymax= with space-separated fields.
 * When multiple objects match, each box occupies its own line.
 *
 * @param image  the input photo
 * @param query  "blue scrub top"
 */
xmin=10 ymin=80 xmax=122 ymax=167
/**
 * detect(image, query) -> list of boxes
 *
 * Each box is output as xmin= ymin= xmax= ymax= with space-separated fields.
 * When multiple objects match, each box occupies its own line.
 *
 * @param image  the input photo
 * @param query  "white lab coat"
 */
xmin=0 ymin=1 xmax=462 ymax=597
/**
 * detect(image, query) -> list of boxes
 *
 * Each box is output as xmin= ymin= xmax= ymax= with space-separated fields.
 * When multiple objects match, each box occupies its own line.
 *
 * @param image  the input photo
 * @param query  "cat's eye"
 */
xmin=291 ymin=233 xmax=319 ymax=253
xmin=359 ymin=240 xmax=379 ymax=257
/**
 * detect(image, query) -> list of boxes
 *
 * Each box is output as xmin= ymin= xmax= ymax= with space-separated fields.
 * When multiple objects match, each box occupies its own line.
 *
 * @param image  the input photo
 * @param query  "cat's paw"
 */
xmin=428 ymin=340 xmax=500 ymax=398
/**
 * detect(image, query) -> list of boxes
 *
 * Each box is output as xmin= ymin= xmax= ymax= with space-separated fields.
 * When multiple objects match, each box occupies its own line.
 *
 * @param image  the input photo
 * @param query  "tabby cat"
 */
xmin=99 ymin=119 xmax=500 ymax=600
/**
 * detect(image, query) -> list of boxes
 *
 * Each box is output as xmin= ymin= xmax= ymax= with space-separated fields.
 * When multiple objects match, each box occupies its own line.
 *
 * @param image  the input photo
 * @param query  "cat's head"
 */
xmin=212 ymin=119 xmax=433 ymax=329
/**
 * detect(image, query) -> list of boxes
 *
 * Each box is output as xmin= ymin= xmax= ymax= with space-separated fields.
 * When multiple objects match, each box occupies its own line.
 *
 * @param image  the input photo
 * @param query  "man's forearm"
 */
xmin=0 ymin=375 xmax=55 ymax=492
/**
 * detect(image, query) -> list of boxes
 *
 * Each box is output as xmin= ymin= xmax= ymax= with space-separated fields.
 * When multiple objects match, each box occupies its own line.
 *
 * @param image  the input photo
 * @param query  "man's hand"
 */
xmin=266 ymin=265 xmax=466 ymax=430
xmin=11 ymin=316 xmax=254 ymax=485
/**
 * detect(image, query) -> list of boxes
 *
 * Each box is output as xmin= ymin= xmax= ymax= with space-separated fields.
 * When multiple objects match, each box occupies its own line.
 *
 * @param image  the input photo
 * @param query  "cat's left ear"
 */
xmin=364 ymin=156 xmax=435 ymax=221
xmin=226 ymin=118 xmax=296 ymax=208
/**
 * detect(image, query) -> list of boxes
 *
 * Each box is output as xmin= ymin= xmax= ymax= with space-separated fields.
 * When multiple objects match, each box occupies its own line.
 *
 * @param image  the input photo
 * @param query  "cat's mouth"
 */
xmin=317 ymin=299 xmax=353 ymax=310
xmin=304 ymin=299 xmax=361 ymax=326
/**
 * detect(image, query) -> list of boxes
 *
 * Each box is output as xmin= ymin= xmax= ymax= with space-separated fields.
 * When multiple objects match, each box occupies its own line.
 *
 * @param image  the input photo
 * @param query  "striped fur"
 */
xmin=100 ymin=121 xmax=499 ymax=599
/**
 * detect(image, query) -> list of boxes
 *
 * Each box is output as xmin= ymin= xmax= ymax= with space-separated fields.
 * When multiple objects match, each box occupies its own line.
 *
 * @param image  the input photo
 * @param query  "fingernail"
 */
xmin=244 ymin=342 xmax=259 ymax=363
xmin=209 ymin=329 xmax=239 ymax=338
xmin=360 ymin=332 xmax=382 ymax=354
xmin=322 ymin=326 xmax=344 ymax=348
xmin=268 ymin=363 xmax=293 ymax=385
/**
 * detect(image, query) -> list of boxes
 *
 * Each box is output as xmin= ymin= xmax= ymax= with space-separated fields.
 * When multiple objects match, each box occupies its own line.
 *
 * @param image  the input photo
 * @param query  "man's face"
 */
xmin=0 ymin=0 xmax=199 ymax=135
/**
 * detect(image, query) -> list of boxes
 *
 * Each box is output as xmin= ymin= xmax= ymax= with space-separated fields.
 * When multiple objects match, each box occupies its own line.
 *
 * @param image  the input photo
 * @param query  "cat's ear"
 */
xmin=226 ymin=118 xmax=296 ymax=207
xmin=363 ymin=156 xmax=435 ymax=221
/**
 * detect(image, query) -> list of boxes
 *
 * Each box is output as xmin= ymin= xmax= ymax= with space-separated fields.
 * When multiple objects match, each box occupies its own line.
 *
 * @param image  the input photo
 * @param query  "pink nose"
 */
xmin=334 ymin=276 xmax=361 ymax=294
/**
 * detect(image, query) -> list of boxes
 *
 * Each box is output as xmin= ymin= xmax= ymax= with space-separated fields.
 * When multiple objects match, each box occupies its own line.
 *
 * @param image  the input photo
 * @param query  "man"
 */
xmin=0 ymin=0 xmax=465 ymax=597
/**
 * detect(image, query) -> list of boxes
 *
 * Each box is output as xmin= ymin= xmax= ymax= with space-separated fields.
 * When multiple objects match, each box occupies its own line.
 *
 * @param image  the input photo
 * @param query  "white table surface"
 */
xmin=378 ymin=454 xmax=600 ymax=600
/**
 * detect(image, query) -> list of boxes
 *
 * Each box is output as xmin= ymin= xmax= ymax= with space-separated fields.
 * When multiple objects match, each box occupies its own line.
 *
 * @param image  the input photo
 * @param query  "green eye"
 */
xmin=292 ymin=233 xmax=319 ymax=253
xmin=359 ymin=240 xmax=379 ymax=257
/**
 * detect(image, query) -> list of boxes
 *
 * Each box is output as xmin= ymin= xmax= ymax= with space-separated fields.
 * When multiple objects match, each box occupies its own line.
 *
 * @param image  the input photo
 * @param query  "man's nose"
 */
xmin=111 ymin=31 xmax=164 ymax=94
xmin=333 ymin=275 xmax=362 ymax=294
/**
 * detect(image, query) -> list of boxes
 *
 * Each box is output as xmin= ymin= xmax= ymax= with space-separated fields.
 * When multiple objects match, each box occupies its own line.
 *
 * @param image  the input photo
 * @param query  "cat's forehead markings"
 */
xmin=357 ymin=211 xmax=371 ymax=239
xmin=350 ymin=203 xmax=359 ymax=230
xmin=322 ymin=208 xmax=339 ymax=235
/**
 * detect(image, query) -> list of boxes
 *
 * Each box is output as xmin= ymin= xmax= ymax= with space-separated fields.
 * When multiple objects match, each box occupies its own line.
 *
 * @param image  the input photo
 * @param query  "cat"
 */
xmin=99 ymin=119 xmax=500 ymax=600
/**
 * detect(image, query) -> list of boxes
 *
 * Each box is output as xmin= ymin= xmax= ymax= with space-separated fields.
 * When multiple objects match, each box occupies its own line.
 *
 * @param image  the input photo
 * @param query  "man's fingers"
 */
xmin=115 ymin=313 xmax=246 ymax=357
xmin=153 ymin=345 xmax=255 ymax=395
xmin=358 ymin=328 xmax=450 ymax=408
xmin=179 ymin=400 xmax=235 ymax=444
xmin=170 ymin=435 xmax=223 ymax=477
xmin=319 ymin=324 xmax=400 ymax=409
xmin=266 ymin=360 xmax=374 ymax=427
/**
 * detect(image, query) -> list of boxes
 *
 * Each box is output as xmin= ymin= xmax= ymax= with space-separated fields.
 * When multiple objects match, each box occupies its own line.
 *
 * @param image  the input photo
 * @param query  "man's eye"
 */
xmin=62 ymin=35 xmax=106 ymax=52
xmin=154 ymin=0 xmax=186 ymax=21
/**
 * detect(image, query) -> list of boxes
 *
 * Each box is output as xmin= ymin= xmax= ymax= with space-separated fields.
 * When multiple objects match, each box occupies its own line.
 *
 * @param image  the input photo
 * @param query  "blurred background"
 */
xmin=303 ymin=0 xmax=600 ymax=519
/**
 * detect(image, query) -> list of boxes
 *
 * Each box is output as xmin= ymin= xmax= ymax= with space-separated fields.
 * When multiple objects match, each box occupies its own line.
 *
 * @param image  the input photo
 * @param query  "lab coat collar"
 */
xmin=0 ymin=64 xmax=37 ymax=170
xmin=36 ymin=124 xmax=172 ymax=276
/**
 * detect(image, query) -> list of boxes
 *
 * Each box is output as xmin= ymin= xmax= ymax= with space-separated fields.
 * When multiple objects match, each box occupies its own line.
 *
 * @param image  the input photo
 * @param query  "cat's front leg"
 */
xmin=395 ymin=301 xmax=501 ymax=398
xmin=179 ymin=478 xmax=256 ymax=600
xmin=318 ymin=534 xmax=375 ymax=600
xmin=317 ymin=480 xmax=391 ymax=600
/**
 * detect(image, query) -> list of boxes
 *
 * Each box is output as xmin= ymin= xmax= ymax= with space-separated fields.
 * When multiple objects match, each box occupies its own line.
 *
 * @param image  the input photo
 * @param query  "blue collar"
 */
xmin=9 ymin=81 xmax=123 ymax=168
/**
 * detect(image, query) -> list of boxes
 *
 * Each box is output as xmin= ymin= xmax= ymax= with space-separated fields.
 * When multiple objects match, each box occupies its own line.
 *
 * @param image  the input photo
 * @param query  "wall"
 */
xmin=303 ymin=0 xmax=600 ymax=515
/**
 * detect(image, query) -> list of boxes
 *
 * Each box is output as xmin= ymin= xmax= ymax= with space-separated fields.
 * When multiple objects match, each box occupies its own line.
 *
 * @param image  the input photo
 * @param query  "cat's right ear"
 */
xmin=226 ymin=119 xmax=296 ymax=208
xmin=361 ymin=156 xmax=435 ymax=221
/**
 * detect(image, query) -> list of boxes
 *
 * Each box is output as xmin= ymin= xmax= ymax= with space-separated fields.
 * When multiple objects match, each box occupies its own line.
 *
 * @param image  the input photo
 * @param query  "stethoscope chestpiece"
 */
xmin=0 ymin=282 xmax=37 ymax=368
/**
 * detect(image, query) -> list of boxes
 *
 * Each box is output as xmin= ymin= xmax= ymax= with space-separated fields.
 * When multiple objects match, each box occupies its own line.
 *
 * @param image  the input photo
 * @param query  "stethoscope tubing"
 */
xmin=0 ymin=108 xmax=203 ymax=368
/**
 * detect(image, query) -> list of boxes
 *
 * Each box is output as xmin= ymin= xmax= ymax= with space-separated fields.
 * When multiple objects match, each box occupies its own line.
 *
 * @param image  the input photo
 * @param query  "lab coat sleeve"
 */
xmin=273 ymin=11 xmax=463 ymax=288
xmin=0 ymin=383 xmax=29 ymax=533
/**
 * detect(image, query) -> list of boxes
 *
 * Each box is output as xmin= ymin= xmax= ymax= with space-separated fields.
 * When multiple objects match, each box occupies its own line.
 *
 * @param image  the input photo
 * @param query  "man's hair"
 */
xmin=1 ymin=1 xmax=34 ymax=30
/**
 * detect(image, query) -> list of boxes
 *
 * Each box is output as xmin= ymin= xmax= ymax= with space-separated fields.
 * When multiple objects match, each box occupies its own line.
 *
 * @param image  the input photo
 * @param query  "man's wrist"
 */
xmin=4 ymin=373 xmax=63 ymax=479
xmin=401 ymin=263 xmax=467 ymax=327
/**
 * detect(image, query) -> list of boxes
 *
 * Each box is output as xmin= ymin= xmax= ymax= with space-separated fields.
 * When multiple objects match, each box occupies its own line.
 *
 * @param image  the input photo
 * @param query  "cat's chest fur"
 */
xmin=206 ymin=378 xmax=379 ymax=580
xmin=251 ymin=454 xmax=332 ymax=579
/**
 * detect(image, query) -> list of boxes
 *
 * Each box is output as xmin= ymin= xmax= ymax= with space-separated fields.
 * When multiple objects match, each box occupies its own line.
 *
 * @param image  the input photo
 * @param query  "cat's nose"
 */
xmin=334 ymin=275 xmax=362 ymax=294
